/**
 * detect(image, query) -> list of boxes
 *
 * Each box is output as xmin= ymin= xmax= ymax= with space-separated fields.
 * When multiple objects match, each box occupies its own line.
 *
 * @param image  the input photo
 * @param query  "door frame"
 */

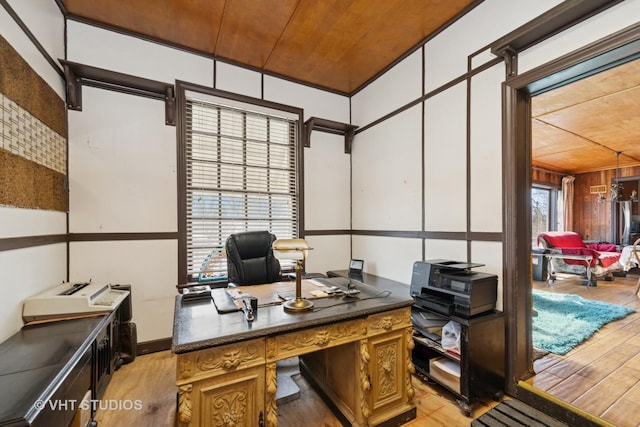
xmin=503 ymin=23 xmax=640 ymax=400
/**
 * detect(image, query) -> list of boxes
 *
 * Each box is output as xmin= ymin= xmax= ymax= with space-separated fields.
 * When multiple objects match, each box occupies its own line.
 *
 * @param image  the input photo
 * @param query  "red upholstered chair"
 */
xmin=536 ymin=231 xmax=623 ymax=286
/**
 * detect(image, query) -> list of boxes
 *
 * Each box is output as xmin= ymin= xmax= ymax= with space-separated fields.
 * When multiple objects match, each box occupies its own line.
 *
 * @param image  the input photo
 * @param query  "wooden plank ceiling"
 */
xmin=532 ymin=58 xmax=640 ymax=175
xmin=59 ymin=0 xmax=476 ymax=95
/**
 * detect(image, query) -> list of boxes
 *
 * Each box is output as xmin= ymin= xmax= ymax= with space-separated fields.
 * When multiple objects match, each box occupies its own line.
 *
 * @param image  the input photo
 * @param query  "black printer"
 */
xmin=410 ymin=259 xmax=497 ymax=318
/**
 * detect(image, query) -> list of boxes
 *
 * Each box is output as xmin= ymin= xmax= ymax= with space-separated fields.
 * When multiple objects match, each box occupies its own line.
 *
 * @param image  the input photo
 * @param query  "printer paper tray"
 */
xmin=417 ymin=298 xmax=453 ymax=316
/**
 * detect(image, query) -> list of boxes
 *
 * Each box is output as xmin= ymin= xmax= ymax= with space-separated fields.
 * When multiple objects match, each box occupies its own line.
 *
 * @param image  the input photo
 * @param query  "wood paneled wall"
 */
xmin=532 ymin=166 xmax=640 ymax=243
xmin=573 ymin=166 xmax=640 ymax=243
xmin=532 ymin=168 xmax=562 ymax=187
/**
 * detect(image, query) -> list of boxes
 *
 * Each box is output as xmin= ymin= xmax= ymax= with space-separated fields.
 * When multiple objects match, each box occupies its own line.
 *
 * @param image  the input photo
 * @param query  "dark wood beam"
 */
xmin=304 ymin=117 xmax=358 ymax=154
xmin=59 ymin=59 xmax=176 ymax=125
xmin=490 ymin=0 xmax=624 ymax=57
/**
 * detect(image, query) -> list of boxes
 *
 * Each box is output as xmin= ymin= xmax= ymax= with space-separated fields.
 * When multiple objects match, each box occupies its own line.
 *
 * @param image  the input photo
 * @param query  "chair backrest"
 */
xmin=225 ymin=231 xmax=282 ymax=285
xmin=536 ymin=231 xmax=586 ymax=249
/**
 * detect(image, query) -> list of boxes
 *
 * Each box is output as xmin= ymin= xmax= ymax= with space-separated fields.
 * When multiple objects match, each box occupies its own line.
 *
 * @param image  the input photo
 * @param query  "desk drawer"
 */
xmin=367 ymin=308 xmax=412 ymax=336
xmin=268 ymin=319 xmax=367 ymax=360
xmin=177 ymin=338 xmax=265 ymax=383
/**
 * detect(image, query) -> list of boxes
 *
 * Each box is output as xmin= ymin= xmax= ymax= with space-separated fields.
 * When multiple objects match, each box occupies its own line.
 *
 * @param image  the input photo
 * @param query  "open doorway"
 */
xmin=502 ymin=24 xmax=640 ymax=424
xmin=527 ymin=56 xmax=640 ymax=424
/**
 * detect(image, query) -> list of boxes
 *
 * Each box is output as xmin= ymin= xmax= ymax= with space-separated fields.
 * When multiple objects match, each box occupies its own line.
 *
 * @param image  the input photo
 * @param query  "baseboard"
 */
xmin=516 ymin=381 xmax=615 ymax=427
xmin=136 ymin=337 xmax=172 ymax=355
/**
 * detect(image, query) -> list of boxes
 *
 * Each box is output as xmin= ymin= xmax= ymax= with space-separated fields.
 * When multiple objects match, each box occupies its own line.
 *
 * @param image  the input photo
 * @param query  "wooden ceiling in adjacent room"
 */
xmin=59 ymin=0 xmax=477 ymax=94
xmin=532 ymin=58 xmax=640 ymax=175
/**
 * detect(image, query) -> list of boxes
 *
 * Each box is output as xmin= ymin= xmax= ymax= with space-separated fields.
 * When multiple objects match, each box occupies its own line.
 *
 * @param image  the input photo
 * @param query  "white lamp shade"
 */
xmin=272 ymin=238 xmax=311 ymax=261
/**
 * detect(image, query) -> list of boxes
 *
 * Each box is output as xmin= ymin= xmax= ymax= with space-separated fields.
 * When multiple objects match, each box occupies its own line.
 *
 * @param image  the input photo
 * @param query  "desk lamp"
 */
xmin=272 ymin=238 xmax=313 ymax=312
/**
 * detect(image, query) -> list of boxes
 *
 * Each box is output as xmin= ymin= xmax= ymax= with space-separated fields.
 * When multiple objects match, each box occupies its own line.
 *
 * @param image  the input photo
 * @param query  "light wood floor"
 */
xmin=94 ymin=350 xmax=501 ymax=426
xmin=528 ymin=270 xmax=640 ymax=427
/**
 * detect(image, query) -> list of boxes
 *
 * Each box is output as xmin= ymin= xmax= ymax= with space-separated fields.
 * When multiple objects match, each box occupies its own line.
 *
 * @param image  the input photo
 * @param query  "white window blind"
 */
xmin=185 ymin=96 xmax=299 ymax=281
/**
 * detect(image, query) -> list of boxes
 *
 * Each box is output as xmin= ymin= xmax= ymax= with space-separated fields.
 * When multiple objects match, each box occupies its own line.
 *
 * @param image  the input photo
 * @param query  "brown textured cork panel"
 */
xmin=0 ymin=148 xmax=68 ymax=211
xmin=0 ymin=35 xmax=66 ymax=138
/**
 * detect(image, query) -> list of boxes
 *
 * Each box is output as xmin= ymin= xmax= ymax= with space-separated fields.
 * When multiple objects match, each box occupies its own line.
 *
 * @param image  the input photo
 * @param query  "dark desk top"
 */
xmin=0 ymin=316 xmax=109 ymax=425
xmin=172 ymin=271 xmax=412 ymax=354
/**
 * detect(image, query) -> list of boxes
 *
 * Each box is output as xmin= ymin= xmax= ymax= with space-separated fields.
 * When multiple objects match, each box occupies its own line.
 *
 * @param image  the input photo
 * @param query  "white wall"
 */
xmin=0 ymin=1 xmax=66 ymax=342
xmin=351 ymin=50 xmax=422 ymax=126
xmin=304 ymin=132 xmax=350 ymax=231
xmin=264 ymin=76 xmax=350 ymax=122
xmin=349 ymin=0 xmax=636 ymax=290
xmin=304 ymin=130 xmax=351 ymax=276
xmin=469 ymin=63 xmax=503 ymax=233
xmin=66 ymin=86 xmax=177 ymax=342
xmin=69 ymin=241 xmax=177 ymax=342
xmin=424 ymin=83 xmax=467 ymax=232
xmin=305 ymin=235 xmax=351 ymax=276
xmin=67 ymin=22 xmax=214 ymax=87
xmin=352 ymin=105 xmax=422 ymax=232
xmin=216 ymin=62 xmax=262 ymax=99
xmin=352 ymin=236 xmax=422 ymax=285
xmin=68 ymin=88 xmax=177 ymax=233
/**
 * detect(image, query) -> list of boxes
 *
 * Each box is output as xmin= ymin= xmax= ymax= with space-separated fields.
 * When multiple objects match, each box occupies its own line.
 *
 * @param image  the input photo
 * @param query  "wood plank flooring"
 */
xmin=528 ymin=271 xmax=640 ymax=427
xmin=94 ymin=351 xmax=501 ymax=426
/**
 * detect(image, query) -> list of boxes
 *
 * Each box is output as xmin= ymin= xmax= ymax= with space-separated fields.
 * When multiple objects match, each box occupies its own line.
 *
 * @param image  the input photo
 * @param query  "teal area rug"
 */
xmin=533 ymin=291 xmax=635 ymax=355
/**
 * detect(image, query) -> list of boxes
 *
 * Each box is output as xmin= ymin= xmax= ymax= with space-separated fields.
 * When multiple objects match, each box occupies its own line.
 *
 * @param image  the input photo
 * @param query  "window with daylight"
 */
xmin=531 ymin=184 xmax=561 ymax=245
xmin=184 ymin=93 xmax=300 ymax=283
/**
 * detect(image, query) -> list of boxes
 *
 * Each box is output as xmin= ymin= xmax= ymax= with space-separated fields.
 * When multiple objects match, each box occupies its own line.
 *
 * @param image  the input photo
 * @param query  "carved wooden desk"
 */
xmin=172 ymin=276 xmax=416 ymax=427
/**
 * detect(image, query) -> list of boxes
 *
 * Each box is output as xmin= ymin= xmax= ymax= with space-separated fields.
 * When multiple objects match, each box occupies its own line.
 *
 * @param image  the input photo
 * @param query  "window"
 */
xmin=531 ymin=184 xmax=561 ymax=244
xmin=183 ymin=92 xmax=300 ymax=282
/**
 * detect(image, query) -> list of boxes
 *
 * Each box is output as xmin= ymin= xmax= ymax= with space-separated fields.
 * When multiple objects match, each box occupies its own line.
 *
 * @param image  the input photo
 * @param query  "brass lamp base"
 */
xmin=283 ymin=298 xmax=314 ymax=312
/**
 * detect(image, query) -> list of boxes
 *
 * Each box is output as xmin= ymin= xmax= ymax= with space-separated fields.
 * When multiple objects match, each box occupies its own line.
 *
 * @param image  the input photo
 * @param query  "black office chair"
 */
xmin=225 ymin=231 xmax=282 ymax=285
xmin=225 ymin=231 xmax=307 ymax=403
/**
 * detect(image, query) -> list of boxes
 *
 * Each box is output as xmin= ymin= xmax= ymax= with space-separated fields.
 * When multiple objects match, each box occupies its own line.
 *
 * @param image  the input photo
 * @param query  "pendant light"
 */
xmin=610 ymin=151 xmax=624 ymax=202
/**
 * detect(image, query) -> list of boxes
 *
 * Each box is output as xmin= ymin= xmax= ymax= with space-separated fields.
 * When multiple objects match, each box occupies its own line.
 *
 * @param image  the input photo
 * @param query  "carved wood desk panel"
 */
xmin=172 ymin=275 xmax=416 ymax=427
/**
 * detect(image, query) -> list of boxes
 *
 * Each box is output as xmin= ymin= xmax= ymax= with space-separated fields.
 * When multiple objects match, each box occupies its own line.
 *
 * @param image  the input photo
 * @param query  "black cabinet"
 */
xmin=0 ymin=311 xmax=121 ymax=427
xmin=411 ymin=308 xmax=505 ymax=416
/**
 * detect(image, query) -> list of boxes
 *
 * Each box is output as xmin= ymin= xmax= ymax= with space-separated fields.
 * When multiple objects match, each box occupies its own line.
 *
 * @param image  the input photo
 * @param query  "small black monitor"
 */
xmin=349 ymin=259 xmax=364 ymax=277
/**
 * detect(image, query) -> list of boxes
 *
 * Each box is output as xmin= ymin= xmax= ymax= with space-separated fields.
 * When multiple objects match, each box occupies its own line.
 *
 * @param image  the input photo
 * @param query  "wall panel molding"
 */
xmin=68 ymin=232 xmax=179 ymax=242
xmin=0 ymin=234 xmax=66 ymax=251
